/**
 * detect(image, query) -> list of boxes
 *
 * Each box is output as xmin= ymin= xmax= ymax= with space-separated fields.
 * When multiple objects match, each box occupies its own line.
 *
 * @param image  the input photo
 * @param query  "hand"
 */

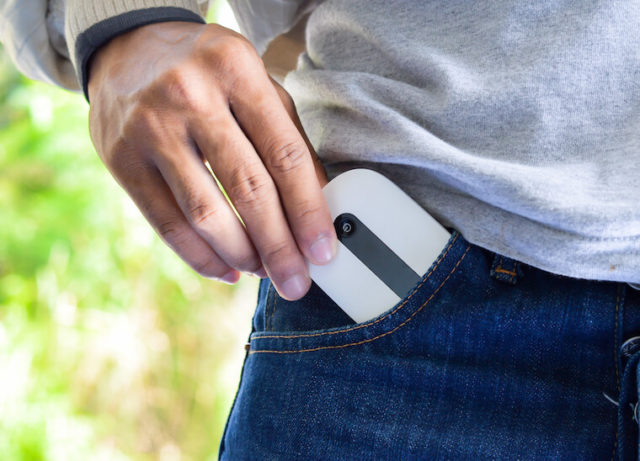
xmin=87 ymin=21 xmax=337 ymax=300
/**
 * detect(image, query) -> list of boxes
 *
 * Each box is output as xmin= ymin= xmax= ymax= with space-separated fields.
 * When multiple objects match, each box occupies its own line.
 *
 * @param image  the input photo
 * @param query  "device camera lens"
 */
xmin=338 ymin=218 xmax=355 ymax=237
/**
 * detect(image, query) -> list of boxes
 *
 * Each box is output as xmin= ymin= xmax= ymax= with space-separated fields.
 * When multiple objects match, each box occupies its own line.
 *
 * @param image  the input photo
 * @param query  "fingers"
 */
xmin=116 ymin=159 xmax=241 ymax=283
xmin=192 ymin=110 xmax=315 ymax=300
xmin=229 ymin=71 xmax=338 ymax=273
xmin=151 ymin=132 xmax=263 ymax=276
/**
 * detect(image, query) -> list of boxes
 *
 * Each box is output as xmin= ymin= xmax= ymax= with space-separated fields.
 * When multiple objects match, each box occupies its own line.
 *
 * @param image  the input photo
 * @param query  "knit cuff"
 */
xmin=64 ymin=0 xmax=206 ymax=100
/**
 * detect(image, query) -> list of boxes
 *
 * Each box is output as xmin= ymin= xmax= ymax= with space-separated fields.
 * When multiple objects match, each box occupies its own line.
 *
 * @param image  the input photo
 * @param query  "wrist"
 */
xmin=73 ymin=7 xmax=206 ymax=101
xmin=87 ymin=21 xmax=209 ymax=102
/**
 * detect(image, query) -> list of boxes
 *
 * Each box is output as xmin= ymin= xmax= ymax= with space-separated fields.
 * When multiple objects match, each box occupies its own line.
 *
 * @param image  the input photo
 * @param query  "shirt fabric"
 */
xmin=274 ymin=0 xmax=640 ymax=284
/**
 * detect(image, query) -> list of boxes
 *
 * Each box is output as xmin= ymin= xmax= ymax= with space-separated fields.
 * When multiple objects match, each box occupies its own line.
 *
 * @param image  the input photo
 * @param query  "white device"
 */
xmin=307 ymin=169 xmax=451 ymax=323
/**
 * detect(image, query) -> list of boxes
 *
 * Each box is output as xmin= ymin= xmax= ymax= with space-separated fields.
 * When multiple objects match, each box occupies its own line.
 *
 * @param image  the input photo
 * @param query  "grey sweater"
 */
xmin=283 ymin=0 xmax=640 ymax=283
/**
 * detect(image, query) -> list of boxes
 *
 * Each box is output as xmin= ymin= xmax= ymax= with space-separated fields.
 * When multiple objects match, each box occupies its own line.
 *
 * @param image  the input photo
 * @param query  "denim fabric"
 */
xmin=219 ymin=231 xmax=640 ymax=460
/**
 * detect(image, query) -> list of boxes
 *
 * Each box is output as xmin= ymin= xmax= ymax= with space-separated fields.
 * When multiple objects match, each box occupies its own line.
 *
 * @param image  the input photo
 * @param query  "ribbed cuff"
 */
xmin=64 ymin=1 xmax=205 ymax=100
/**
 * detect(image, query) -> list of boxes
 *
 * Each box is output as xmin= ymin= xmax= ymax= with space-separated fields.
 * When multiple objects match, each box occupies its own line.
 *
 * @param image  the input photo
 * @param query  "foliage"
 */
xmin=0 ymin=20 xmax=256 ymax=461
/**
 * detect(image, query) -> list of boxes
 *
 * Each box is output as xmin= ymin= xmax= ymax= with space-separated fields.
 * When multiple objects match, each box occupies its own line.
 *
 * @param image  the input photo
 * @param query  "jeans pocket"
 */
xmin=248 ymin=230 xmax=472 ymax=354
xmin=258 ymin=277 xmax=356 ymax=334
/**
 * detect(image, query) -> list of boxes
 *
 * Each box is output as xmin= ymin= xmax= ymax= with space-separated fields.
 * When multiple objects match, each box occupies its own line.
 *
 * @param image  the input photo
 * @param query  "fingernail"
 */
xmin=281 ymin=274 xmax=309 ymax=299
xmin=309 ymin=236 xmax=336 ymax=264
xmin=221 ymin=270 xmax=240 ymax=284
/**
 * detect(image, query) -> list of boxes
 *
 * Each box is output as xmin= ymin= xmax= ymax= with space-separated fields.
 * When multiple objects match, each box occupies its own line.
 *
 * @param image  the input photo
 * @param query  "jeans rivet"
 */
xmin=620 ymin=336 xmax=640 ymax=358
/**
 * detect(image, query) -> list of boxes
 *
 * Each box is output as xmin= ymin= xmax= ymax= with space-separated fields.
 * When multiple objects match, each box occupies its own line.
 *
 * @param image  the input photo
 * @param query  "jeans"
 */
xmin=219 ymin=231 xmax=640 ymax=460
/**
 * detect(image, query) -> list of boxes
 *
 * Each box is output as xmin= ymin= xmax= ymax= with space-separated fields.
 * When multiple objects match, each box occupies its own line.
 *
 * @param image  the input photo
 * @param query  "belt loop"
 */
xmin=617 ymin=348 xmax=640 ymax=461
xmin=490 ymin=254 xmax=523 ymax=285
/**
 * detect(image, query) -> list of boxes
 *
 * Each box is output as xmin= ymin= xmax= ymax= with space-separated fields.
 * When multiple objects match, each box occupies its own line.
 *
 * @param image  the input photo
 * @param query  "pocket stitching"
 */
xmin=253 ymin=233 xmax=459 ymax=341
xmin=249 ymin=244 xmax=470 ymax=354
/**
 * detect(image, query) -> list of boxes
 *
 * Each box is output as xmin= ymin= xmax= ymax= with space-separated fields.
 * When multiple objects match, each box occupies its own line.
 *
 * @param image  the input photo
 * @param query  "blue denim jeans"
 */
xmin=219 ymin=231 xmax=640 ymax=460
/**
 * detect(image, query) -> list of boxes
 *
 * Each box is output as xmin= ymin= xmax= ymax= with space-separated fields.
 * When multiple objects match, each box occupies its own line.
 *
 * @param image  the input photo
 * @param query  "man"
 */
xmin=3 ymin=0 xmax=640 ymax=458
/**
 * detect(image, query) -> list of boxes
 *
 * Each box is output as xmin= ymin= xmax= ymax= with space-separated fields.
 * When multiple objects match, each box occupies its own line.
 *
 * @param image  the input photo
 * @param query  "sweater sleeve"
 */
xmin=0 ymin=0 xmax=209 ymax=95
xmin=65 ymin=0 xmax=208 ymax=99
xmin=228 ymin=0 xmax=322 ymax=56
xmin=0 ymin=0 xmax=79 ymax=90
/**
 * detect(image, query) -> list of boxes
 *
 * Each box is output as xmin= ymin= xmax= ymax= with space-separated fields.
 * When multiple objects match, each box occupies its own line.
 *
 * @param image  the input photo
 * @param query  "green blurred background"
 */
xmin=0 ymin=3 xmax=258 ymax=460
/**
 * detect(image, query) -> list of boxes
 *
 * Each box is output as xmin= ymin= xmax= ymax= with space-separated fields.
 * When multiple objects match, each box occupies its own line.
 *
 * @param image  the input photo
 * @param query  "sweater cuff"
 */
xmin=64 ymin=1 xmax=206 ymax=100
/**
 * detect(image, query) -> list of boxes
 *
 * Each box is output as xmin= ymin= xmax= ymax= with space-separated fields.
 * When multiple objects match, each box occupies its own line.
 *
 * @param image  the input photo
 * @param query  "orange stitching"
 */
xmin=249 ymin=245 xmax=471 ymax=354
xmin=494 ymin=267 xmax=517 ymax=277
xmin=251 ymin=234 xmax=460 ymax=341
